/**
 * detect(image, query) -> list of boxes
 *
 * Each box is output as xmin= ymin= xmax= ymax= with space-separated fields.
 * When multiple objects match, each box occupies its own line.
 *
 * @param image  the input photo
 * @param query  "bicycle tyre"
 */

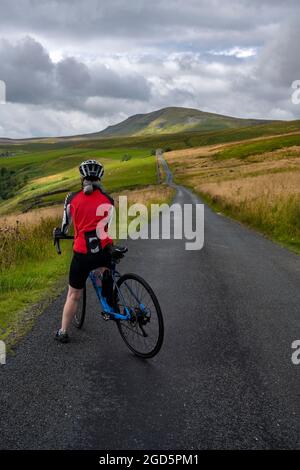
xmin=114 ymin=273 xmax=164 ymax=358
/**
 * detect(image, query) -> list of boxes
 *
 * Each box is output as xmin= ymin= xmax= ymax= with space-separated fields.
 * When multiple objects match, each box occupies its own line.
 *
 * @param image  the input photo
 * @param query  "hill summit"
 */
xmin=97 ymin=106 xmax=270 ymax=137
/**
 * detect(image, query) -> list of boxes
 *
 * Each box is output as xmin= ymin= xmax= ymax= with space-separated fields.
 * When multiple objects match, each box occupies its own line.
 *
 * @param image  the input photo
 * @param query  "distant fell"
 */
xmin=97 ymin=106 xmax=272 ymax=137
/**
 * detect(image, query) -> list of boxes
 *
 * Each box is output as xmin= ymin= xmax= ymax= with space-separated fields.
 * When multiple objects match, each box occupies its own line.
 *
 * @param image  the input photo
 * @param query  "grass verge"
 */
xmin=198 ymin=186 xmax=300 ymax=254
xmin=0 ymin=214 xmax=72 ymax=346
xmin=165 ymin=139 xmax=300 ymax=255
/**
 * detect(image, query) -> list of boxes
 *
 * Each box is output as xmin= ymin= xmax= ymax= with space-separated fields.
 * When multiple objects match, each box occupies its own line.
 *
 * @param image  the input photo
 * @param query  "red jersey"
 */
xmin=61 ymin=187 xmax=114 ymax=254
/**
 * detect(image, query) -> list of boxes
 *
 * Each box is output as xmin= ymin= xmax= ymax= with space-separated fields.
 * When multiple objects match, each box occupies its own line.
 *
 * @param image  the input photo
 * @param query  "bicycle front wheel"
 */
xmin=114 ymin=273 xmax=164 ymax=358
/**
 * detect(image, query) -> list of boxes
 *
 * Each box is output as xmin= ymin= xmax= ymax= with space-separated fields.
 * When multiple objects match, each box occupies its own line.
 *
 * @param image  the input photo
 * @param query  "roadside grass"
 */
xmin=215 ymin=134 xmax=300 ymax=160
xmin=165 ymin=139 xmax=300 ymax=254
xmin=0 ymin=205 xmax=62 ymax=227
xmin=199 ymin=172 xmax=300 ymax=253
xmin=0 ymin=256 xmax=71 ymax=345
xmin=0 ymin=214 xmax=72 ymax=344
xmin=115 ymin=184 xmax=174 ymax=207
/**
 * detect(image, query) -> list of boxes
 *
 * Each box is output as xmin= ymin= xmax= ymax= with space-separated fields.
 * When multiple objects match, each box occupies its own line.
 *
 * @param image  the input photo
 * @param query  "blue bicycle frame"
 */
xmin=89 ymin=267 xmax=147 ymax=322
xmin=88 ymin=268 xmax=130 ymax=320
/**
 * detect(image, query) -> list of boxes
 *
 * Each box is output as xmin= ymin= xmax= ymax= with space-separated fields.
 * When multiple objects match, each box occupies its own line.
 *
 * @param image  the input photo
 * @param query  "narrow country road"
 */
xmin=1 ymin=157 xmax=300 ymax=450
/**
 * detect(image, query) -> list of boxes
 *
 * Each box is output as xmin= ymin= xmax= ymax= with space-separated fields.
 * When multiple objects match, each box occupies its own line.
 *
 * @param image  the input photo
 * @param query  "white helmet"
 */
xmin=79 ymin=160 xmax=104 ymax=179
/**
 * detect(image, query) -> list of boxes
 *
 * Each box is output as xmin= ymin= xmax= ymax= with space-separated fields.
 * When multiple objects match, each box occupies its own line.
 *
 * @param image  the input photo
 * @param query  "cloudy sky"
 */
xmin=0 ymin=0 xmax=299 ymax=138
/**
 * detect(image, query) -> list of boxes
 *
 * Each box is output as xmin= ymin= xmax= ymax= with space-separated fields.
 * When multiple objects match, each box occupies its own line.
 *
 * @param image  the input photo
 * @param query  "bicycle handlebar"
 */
xmin=53 ymin=234 xmax=74 ymax=255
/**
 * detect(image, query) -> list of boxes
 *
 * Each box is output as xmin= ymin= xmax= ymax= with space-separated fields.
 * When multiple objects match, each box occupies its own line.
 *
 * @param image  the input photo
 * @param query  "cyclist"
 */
xmin=54 ymin=159 xmax=114 ymax=343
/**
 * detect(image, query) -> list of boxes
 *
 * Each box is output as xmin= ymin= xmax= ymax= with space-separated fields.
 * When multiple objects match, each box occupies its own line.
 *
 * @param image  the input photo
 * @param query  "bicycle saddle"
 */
xmin=111 ymin=245 xmax=128 ymax=259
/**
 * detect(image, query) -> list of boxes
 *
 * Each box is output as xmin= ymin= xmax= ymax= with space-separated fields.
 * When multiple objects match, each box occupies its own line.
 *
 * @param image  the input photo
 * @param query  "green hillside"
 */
xmin=0 ymin=147 xmax=156 ymax=214
xmin=1 ymin=110 xmax=300 ymax=216
xmin=97 ymin=107 xmax=272 ymax=137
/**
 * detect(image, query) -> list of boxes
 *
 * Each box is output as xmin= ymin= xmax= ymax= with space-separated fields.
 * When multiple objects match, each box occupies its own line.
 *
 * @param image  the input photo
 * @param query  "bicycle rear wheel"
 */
xmin=114 ymin=273 xmax=164 ymax=358
xmin=73 ymin=285 xmax=86 ymax=329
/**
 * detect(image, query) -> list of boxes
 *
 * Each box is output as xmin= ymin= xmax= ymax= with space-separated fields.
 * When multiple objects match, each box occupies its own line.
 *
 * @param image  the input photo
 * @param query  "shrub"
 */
xmin=0 ymin=167 xmax=28 ymax=200
xmin=121 ymin=154 xmax=132 ymax=162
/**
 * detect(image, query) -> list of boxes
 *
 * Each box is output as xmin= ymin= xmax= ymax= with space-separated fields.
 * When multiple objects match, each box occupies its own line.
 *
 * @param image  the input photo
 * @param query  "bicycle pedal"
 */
xmin=101 ymin=312 xmax=111 ymax=321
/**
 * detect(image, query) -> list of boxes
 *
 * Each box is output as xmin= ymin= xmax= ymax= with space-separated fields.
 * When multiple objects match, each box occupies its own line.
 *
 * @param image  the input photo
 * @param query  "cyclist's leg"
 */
xmin=56 ymin=248 xmax=112 ymax=340
xmin=61 ymin=285 xmax=83 ymax=331
xmin=58 ymin=253 xmax=89 ymax=335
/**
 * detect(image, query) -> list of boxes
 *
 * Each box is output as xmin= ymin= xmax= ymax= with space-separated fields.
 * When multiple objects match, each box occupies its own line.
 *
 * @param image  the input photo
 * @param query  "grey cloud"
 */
xmin=0 ymin=1 xmax=300 ymax=138
xmin=89 ymin=64 xmax=151 ymax=101
xmin=0 ymin=36 xmax=53 ymax=104
xmin=258 ymin=21 xmax=300 ymax=87
xmin=228 ymin=19 xmax=300 ymax=119
xmin=0 ymin=37 xmax=151 ymax=110
xmin=56 ymin=58 xmax=91 ymax=94
xmin=0 ymin=0 xmax=298 ymax=50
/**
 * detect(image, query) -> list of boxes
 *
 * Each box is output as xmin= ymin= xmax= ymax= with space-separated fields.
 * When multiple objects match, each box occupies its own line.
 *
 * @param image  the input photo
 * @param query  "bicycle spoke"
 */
xmin=116 ymin=275 xmax=163 ymax=357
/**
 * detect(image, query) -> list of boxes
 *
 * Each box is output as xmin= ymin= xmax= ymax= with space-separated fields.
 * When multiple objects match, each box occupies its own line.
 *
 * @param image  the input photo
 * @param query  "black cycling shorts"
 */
xmin=69 ymin=248 xmax=112 ymax=290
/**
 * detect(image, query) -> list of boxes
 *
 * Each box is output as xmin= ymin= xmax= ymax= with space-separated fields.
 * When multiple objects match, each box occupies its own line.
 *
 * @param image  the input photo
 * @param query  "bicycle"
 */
xmin=54 ymin=234 xmax=164 ymax=358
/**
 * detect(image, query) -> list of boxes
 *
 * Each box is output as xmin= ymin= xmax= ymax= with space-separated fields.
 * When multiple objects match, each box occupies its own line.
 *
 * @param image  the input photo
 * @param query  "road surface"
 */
xmin=0 ymin=157 xmax=300 ymax=450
